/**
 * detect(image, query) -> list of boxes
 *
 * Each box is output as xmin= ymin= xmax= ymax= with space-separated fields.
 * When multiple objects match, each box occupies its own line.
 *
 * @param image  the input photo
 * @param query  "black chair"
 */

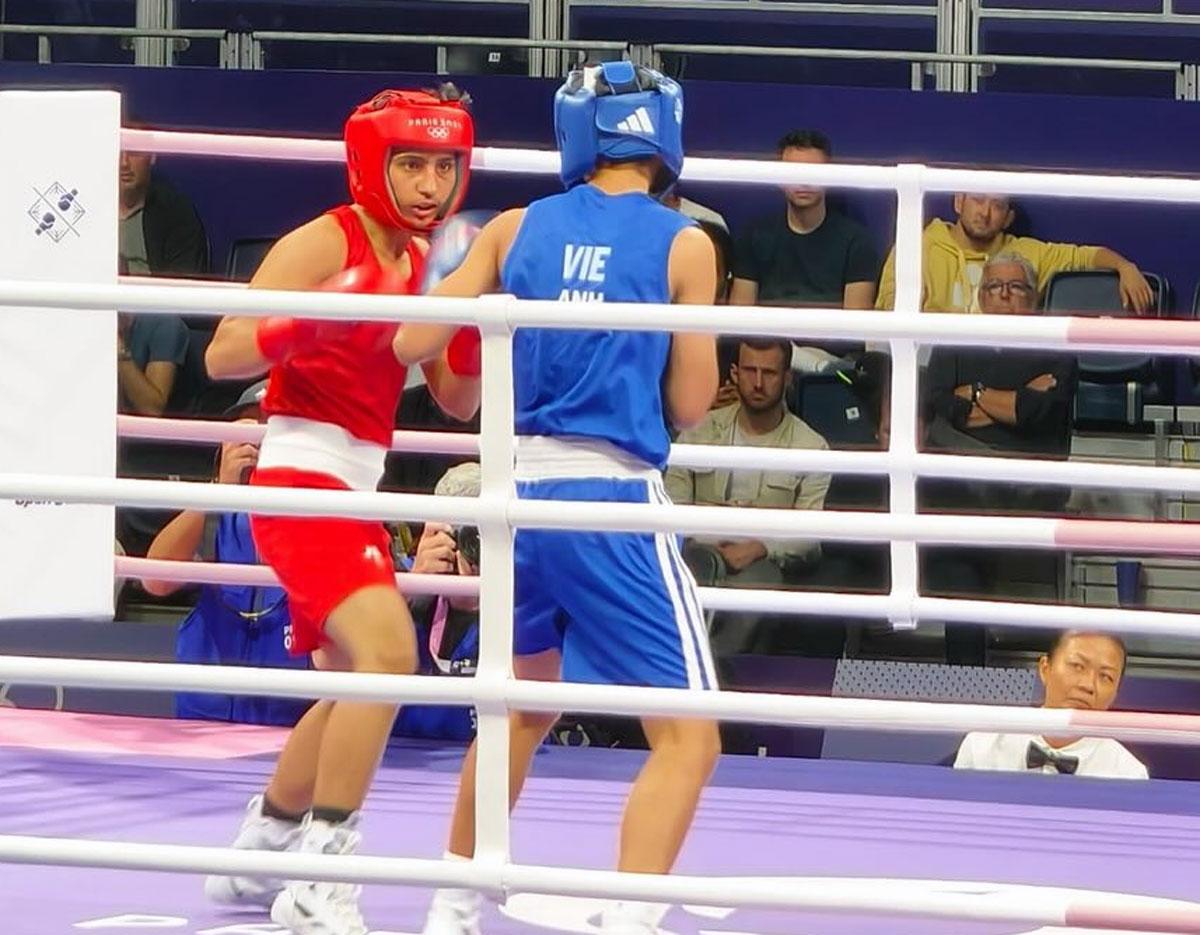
xmin=226 ymin=237 xmax=276 ymax=283
xmin=1042 ymin=270 xmax=1172 ymax=425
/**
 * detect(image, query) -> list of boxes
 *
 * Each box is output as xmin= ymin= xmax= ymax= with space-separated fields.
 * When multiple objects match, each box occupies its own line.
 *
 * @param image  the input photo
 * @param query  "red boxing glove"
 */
xmin=445 ymin=326 xmax=481 ymax=377
xmin=255 ymin=264 xmax=408 ymax=363
xmin=255 ymin=316 xmax=320 ymax=363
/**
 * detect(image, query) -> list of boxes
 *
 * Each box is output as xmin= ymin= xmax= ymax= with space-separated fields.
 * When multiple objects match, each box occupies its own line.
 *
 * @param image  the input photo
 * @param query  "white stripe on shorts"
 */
xmin=649 ymin=479 xmax=717 ymax=691
xmin=651 ymin=525 xmax=702 ymax=690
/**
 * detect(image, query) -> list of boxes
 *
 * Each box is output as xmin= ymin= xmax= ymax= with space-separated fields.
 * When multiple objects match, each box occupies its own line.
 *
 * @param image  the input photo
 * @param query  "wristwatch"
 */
xmin=971 ymin=382 xmax=984 ymax=405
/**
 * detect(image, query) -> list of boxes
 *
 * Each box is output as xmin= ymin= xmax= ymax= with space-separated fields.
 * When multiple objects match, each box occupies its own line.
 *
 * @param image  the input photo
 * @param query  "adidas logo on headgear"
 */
xmin=615 ymin=107 xmax=655 ymax=135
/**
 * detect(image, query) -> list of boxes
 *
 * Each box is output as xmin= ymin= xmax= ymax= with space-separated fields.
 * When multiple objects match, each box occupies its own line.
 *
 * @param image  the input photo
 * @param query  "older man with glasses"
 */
xmin=919 ymin=252 xmax=1080 ymax=664
xmin=924 ymin=252 xmax=1077 ymax=460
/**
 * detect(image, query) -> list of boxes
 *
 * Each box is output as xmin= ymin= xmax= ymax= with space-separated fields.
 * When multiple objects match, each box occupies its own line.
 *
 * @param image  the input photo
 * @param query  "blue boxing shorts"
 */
xmin=513 ymin=474 xmax=717 ymax=690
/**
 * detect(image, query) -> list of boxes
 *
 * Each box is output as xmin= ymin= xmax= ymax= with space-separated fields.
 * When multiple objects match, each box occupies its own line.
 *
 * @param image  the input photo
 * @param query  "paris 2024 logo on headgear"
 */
xmin=28 ymin=181 xmax=85 ymax=243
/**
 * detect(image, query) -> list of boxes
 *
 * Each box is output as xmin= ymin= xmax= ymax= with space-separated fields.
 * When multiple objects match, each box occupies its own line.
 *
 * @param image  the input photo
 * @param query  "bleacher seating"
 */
xmin=1042 ymin=270 xmax=1172 ymax=426
xmin=1178 ymin=284 xmax=1200 ymax=408
xmin=226 ymin=237 xmax=275 ymax=283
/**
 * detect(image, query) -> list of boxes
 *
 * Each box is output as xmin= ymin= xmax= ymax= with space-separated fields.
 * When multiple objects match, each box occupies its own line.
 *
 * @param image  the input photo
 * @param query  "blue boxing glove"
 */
xmin=420 ymin=209 xmax=498 ymax=294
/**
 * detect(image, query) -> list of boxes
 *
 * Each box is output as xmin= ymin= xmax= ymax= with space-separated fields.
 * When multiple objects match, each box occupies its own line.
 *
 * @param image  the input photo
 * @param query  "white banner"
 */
xmin=0 ymin=90 xmax=119 ymax=620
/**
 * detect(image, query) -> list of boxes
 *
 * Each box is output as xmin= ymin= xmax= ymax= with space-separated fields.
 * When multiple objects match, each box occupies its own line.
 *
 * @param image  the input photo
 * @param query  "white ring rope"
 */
xmin=0 ymin=835 xmax=1195 ymax=934
xmin=6 ymin=125 xmax=1200 ymax=928
xmin=7 ymin=278 xmax=1200 ymax=355
xmin=114 ymin=555 xmax=1200 ymax=640
xmin=122 ymin=127 xmax=1200 ymax=205
xmin=124 ymin=557 xmax=481 ymax=600
xmin=0 ymin=653 xmax=1197 ymax=745
xmin=119 ymin=414 xmax=480 ymax=456
xmin=119 ymin=412 xmax=1200 ymax=494
xmin=5 ymin=470 xmax=1199 ymax=554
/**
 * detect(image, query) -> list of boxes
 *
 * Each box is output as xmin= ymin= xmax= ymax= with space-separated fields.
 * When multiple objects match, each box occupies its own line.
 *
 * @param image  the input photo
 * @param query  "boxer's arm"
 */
xmin=664 ymin=226 xmax=719 ymax=430
xmin=392 ymin=209 xmax=524 ymax=366
xmin=206 ymin=216 xmax=347 ymax=380
xmin=141 ymin=509 xmax=207 ymax=596
xmin=421 ymin=358 xmax=481 ymax=422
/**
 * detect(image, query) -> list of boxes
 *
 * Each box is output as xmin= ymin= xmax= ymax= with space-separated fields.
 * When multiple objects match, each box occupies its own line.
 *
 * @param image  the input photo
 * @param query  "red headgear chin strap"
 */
xmin=344 ymin=87 xmax=474 ymax=233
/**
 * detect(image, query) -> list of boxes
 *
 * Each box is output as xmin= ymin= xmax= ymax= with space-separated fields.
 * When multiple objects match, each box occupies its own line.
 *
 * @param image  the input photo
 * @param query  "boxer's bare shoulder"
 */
xmin=251 ymin=214 xmax=348 ymax=292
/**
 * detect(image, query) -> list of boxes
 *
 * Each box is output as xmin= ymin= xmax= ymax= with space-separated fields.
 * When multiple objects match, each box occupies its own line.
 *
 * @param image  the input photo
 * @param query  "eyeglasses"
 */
xmin=981 ymin=279 xmax=1035 ymax=298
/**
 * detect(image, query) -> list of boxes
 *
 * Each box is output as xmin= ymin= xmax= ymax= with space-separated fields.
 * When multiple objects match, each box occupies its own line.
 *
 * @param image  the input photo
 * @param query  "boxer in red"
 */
xmin=202 ymin=86 xmax=480 ymax=935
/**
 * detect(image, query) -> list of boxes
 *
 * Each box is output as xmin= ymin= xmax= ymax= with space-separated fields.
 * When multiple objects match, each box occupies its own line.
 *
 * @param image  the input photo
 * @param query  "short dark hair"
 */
xmin=1047 ymin=630 xmax=1128 ymax=672
xmin=737 ymin=337 xmax=792 ymax=368
xmin=777 ymin=130 xmax=832 ymax=158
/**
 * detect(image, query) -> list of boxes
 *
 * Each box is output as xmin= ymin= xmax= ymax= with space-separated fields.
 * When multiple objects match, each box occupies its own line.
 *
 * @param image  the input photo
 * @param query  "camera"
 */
xmin=453 ymin=525 xmax=480 ymax=568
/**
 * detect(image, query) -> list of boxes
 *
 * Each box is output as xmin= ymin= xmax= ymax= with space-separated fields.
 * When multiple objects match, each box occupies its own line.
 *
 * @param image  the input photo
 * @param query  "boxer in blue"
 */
xmin=395 ymin=62 xmax=721 ymax=935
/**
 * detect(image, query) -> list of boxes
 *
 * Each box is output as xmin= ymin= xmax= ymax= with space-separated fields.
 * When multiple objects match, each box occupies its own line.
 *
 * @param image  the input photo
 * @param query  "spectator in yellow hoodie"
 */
xmin=876 ymin=193 xmax=1153 ymax=314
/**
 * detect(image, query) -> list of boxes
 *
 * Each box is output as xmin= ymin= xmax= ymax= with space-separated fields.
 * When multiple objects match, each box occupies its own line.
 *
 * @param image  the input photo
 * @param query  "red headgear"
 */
xmin=344 ymin=88 xmax=474 ymax=233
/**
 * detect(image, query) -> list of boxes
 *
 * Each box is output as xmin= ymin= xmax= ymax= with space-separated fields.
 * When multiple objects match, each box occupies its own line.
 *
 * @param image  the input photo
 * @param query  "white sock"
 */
xmin=432 ymin=851 xmax=480 ymax=913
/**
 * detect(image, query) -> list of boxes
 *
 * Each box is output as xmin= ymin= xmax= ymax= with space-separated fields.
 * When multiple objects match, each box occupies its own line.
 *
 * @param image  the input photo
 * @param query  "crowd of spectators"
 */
xmin=121 ymin=124 xmax=1170 ymax=779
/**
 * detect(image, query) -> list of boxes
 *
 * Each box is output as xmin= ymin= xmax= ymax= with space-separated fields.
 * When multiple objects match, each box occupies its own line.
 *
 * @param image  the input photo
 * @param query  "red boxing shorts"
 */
xmin=250 ymin=467 xmax=396 ymax=656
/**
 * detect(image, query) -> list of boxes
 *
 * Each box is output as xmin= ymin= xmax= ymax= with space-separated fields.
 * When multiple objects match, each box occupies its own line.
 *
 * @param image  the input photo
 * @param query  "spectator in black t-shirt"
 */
xmin=730 ymin=130 xmax=879 ymax=313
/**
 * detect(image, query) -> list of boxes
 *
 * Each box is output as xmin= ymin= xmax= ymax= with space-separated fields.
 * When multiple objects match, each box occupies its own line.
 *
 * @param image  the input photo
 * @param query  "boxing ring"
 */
xmin=3 ymin=706 xmax=1199 ymax=935
xmin=3 ymin=88 xmax=1200 ymax=932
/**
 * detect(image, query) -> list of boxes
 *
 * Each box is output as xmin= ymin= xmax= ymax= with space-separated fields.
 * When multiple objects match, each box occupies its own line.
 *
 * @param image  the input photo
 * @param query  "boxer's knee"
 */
xmin=325 ymin=584 xmax=418 ymax=676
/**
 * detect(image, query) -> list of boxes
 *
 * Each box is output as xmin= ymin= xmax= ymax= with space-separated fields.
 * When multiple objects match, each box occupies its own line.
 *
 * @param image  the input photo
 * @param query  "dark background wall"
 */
xmin=2 ymin=62 xmax=1197 ymax=309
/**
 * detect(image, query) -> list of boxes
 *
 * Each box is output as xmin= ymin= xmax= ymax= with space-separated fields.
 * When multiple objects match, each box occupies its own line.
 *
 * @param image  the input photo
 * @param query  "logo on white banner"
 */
xmin=28 ymin=182 xmax=85 ymax=241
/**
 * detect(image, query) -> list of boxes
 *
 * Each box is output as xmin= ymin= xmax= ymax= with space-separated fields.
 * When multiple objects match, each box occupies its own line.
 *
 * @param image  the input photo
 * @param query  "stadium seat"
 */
xmin=1042 ymin=270 xmax=1172 ymax=425
xmin=226 ymin=237 xmax=276 ymax=283
xmin=1174 ymin=283 xmax=1200 ymax=408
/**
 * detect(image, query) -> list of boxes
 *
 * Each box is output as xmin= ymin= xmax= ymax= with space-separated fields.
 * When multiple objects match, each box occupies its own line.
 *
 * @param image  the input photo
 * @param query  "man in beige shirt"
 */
xmin=666 ymin=337 xmax=830 ymax=658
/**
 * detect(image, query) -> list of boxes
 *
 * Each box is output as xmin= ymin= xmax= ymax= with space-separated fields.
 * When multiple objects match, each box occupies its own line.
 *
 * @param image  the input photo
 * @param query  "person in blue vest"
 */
xmin=395 ymin=62 xmax=721 ymax=935
xmin=140 ymin=380 xmax=310 ymax=727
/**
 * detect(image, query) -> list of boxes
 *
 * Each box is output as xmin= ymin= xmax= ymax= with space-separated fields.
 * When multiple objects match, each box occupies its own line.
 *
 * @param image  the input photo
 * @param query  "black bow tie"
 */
xmin=1026 ymin=742 xmax=1079 ymax=775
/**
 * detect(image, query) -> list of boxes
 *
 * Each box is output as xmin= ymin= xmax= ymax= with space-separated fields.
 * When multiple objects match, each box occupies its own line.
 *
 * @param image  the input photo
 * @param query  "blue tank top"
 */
xmin=501 ymin=184 xmax=694 ymax=469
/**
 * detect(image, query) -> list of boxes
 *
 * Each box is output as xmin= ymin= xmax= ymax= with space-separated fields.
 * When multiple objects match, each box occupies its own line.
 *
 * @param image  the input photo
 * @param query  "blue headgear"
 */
xmin=554 ymin=61 xmax=684 ymax=193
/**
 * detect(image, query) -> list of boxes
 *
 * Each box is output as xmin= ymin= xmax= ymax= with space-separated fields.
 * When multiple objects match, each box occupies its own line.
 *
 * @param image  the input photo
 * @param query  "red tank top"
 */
xmin=262 ymin=206 xmax=423 ymax=447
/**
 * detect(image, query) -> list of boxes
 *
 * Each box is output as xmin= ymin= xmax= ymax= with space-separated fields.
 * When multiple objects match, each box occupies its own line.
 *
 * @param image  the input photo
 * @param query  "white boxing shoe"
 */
xmin=422 ymin=887 xmax=483 ymax=935
xmin=204 ymin=794 xmax=303 ymax=909
xmin=599 ymin=900 xmax=669 ymax=935
xmin=270 ymin=813 xmax=367 ymax=935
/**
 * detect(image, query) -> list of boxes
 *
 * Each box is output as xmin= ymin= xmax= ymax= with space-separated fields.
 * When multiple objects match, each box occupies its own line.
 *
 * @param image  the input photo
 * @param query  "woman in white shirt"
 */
xmin=954 ymin=630 xmax=1148 ymax=780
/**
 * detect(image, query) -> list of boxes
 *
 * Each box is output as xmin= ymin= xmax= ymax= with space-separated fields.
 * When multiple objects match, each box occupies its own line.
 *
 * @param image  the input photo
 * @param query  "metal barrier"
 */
xmin=972 ymin=1 xmax=1200 ymax=97
xmin=4 ymin=21 xmax=1193 ymax=99
xmin=2 ymin=13 xmax=1194 ymax=99
xmin=645 ymin=41 xmax=1188 ymax=94
xmin=0 ymin=23 xmax=226 ymax=67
